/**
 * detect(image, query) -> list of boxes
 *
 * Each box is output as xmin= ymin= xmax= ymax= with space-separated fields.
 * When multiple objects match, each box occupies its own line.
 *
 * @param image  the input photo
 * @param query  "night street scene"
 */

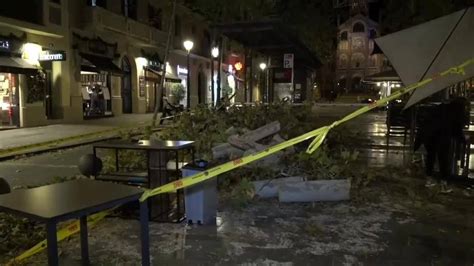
xmin=1 ymin=0 xmax=474 ymax=265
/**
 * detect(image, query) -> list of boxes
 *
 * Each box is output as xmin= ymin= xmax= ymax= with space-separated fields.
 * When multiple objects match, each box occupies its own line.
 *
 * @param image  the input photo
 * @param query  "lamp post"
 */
xmin=259 ymin=62 xmax=267 ymax=103
xmin=183 ymin=40 xmax=194 ymax=109
xmin=211 ymin=47 xmax=219 ymax=105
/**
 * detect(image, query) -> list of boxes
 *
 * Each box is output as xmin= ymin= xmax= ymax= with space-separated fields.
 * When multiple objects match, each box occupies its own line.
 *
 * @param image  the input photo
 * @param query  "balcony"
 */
xmin=81 ymin=7 xmax=167 ymax=46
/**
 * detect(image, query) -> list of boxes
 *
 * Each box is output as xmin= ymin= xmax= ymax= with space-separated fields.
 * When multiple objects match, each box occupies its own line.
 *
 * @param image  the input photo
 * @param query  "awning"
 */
xmin=145 ymin=67 xmax=181 ymax=83
xmin=375 ymin=7 xmax=474 ymax=109
xmin=80 ymin=53 xmax=124 ymax=76
xmin=0 ymin=56 xmax=39 ymax=74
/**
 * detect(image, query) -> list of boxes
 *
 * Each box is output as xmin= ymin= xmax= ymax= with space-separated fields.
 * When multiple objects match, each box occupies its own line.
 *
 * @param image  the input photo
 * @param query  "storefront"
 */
xmin=0 ymin=34 xmax=42 ymax=128
xmin=73 ymin=34 xmax=123 ymax=118
xmin=137 ymin=52 xmax=162 ymax=113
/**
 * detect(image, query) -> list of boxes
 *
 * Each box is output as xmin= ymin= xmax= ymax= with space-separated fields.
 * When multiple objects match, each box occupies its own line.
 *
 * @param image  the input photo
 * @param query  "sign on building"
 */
xmin=39 ymin=50 xmax=66 ymax=61
xmin=283 ymin=53 xmax=294 ymax=69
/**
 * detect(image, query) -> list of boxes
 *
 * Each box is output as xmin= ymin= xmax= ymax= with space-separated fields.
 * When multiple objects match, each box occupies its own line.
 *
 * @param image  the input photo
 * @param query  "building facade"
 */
xmin=0 ymin=0 xmax=213 ymax=128
xmin=335 ymin=14 xmax=385 ymax=94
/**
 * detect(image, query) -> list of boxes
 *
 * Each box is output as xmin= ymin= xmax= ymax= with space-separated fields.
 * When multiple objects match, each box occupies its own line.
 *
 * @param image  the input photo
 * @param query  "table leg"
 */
xmin=115 ymin=149 xmax=119 ymax=172
xmin=140 ymin=200 xmax=151 ymax=266
xmin=80 ymin=216 xmax=90 ymax=265
xmin=46 ymin=221 xmax=59 ymax=266
xmin=176 ymin=151 xmax=180 ymax=220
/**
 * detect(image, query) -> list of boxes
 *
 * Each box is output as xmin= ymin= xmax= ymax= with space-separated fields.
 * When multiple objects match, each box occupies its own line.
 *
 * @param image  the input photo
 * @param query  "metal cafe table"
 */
xmin=0 ymin=179 xmax=150 ymax=266
xmin=93 ymin=140 xmax=195 ymax=222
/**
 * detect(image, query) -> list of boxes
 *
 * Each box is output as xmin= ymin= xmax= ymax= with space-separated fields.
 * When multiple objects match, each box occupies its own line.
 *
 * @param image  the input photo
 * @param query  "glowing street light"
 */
xmin=211 ymin=47 xmax=219 ymax=58
xmin=183 ymin=40 xmax=194 ymax=53
xmin=259 ymin=62 xmax=267 ymax=71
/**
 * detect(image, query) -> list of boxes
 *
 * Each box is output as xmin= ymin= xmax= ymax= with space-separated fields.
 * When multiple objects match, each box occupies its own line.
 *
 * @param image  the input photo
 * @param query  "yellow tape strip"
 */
xmin=9 ymin=210 xmax=111 ymax=264
xmin=140 ymin=58 xmax=474 ymax=201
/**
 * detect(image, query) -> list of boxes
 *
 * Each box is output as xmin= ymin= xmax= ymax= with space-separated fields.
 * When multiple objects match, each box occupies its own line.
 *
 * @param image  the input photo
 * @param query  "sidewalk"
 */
xmin=0 ymin=114 xmax=157 ymax=160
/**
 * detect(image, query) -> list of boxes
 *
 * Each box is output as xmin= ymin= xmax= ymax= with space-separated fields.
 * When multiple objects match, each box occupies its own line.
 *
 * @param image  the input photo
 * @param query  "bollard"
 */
xmin=0 ymin=177 xmax=11 ymax=194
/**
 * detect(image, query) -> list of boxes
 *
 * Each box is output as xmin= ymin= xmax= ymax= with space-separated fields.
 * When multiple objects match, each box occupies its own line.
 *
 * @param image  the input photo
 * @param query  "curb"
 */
xmin=0 ymin=124 xmax=151 ymax=161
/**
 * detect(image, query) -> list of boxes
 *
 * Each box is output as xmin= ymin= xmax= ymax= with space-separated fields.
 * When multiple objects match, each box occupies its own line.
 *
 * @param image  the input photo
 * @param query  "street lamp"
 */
xmin=259 ymin=62 xmax=267 ymax=71
xmin=211 ymin=47 xmax=219 ymax=59
xmin=210 ymin=47 xmax=219 ymax=105
xmin=183 ymin=40 xmax=194 ymax=108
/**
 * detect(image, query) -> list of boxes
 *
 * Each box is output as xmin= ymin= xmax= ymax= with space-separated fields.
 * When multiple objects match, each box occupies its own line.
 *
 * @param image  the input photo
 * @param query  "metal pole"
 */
xmin=249 ymin=50 xmax=253 ymax=103
xmin=187 ymin=52 xmax=191 ymax=109
xmin=211 ymin=57 xmax=215 ymax=105
xmin=152 ymin=0 xmax=177 ymax=127
xmin=217 ymin=39 xmax=222 ymax=104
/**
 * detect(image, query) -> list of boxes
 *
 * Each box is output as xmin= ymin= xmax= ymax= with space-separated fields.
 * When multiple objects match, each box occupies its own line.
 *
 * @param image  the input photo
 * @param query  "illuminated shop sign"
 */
xmin=0 ymin=40 xmax=10 ymax=50
xmin=177 ymin=65 xmax=188 ymax=75
xmin=39 ymin=50 xmax=66 ymax=61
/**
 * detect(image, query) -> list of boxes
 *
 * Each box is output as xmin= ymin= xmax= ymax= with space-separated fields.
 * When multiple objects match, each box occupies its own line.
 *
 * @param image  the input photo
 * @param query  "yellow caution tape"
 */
xmin=9 ymin=209 xmax=112 ymax=264
xmin=140 ymin=58 xmax=474 ymax=201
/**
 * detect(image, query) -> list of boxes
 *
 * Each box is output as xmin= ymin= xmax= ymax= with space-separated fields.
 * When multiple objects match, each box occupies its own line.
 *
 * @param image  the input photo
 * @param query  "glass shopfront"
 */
xmin=81 ymin=72 xmax=112 ymax=118
xmin=0 ymin=73 xmax=20 ymax=127
xmin=144 ymin=69 xmax=159 ymax=113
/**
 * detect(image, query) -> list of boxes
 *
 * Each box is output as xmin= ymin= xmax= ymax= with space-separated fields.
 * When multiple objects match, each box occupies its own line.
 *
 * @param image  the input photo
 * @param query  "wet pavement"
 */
xmin=3 ymin=105 xmax=474 ymax=265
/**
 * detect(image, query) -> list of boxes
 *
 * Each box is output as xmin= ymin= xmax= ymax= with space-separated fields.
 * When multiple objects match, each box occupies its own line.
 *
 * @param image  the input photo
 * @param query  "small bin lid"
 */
xmin=182 ymin=160 xmax=213 ymax=171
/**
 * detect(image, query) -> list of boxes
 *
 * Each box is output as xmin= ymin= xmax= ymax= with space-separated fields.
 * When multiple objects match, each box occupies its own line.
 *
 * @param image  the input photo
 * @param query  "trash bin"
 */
xmin=182 ymin=161 xmax=217 ymax=225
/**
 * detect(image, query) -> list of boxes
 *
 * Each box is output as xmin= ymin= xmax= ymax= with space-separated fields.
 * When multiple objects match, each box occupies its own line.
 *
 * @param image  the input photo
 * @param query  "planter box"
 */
xmin=278 ymin=179 xmax=351 ymax=203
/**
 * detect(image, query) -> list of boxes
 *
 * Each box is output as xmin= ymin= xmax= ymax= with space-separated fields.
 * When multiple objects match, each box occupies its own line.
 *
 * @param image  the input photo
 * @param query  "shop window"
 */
xmin=81 ymin=73 xmax=112 ymax=117
xmin=49 ymin=6 xmax=62 ymax=25
xmin=26 ymin=72 xmax=46 ymax=104
xmin=148 ymin=5 xmax=162 ymax=30
xmin=353 ymin=22 xmax=365 ymax=33
xmin=340 ymin=31 xmax=348 ymax=41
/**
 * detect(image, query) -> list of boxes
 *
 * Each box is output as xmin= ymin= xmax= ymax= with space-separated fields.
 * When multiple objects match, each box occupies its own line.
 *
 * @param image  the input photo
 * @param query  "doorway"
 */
xmin=121 ymin=57 xmax=132 ymax=114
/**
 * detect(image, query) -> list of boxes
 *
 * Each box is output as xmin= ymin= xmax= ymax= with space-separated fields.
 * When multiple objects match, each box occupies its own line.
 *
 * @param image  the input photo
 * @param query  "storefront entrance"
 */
xmin=80 ymin=53 xmax=122 ymax=118
xmin=121 ymin=57 xmax=132 ymax=114
xmin=0 ymin=73 xmax=20 ymax=127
